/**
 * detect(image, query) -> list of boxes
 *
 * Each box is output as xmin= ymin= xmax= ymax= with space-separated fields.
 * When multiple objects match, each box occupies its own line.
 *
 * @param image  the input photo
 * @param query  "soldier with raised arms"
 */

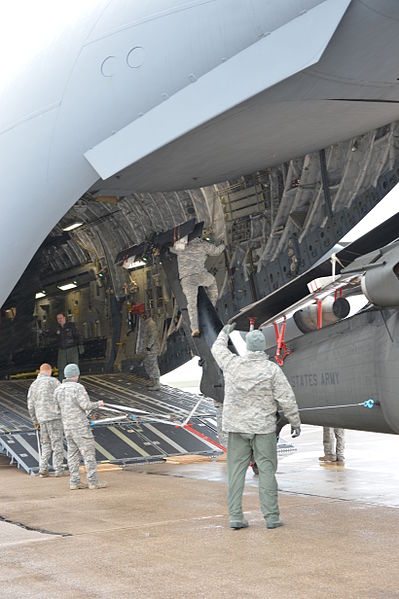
xmin=171 ymin=230 xmax=225 ymax=337
xmin=212 ymin=325 xmax=301 ymax=530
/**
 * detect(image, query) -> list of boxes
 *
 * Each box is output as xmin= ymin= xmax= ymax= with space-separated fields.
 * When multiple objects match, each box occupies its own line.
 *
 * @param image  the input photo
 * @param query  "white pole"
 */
xmin=36 ymin=429 xmax=41 ymax=464
xmin=182 ymin=398 xmax=203 ymax=426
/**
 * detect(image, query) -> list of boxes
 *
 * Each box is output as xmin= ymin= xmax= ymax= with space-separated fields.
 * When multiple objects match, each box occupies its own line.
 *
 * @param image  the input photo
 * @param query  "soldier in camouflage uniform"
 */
xmin=171 ymin=234 xmax=225 ymax=336
xmin=141 ymin=312 xmax=161 ymax=390
xmin=27 ymin=363 xmax=64 ymax=477
xmin=319 ymin=427 xmax=345 ymax=465
xmin=54 ymin=363 xmax=107 ymax=490
xmin=212 ymin=325 xmax=301 ymax=530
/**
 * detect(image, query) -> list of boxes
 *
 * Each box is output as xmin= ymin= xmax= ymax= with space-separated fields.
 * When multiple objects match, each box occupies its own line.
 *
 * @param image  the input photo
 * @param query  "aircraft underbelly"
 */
xmin=92 ymin=97 xmax=399 ymax=194
xmin=86 ymin=0 xmax=399 ymax=192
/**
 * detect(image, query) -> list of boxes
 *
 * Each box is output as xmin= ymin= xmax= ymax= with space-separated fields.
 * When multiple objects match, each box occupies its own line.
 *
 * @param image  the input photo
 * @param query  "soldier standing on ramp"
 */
xmin=27 ymin=363 xmax=64 ymax=477
xmin=141 ymin=311 xmax=161 ymax=390
xmin=54 ymin=363 xmax=107 ymax=490
xmin=56 ymin=312 xmax=82 ymax=382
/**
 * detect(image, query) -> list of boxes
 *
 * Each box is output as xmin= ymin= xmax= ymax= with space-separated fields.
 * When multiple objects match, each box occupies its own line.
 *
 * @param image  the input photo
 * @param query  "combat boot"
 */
xmin=319 ymin=455 xmax=336 ymax=463
xmin=70 ymin=482 xmax=88 ymax=490
xmin=230 ymin=518 xmax=249 ymax=530
xmin=88 ymin=480 xmax=108 ymax=490
xmin=191 ymin=329 xmax=200 ymax=337
xmin=266 ymin=518 xmax=284 ymax=529
xmin=148 ymin=378 xmax=160 ymax=390
xmin=54 ymin=470 xmax=68 ymax=477
xmin=336 ymin=457 xmax=345 ymax=466
xmin=39 ymin=470 xmax=49 ymax=478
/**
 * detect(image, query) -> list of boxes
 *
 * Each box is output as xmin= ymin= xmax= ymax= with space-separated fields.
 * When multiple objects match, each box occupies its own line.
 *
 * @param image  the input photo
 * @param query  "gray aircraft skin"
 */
xmin=281 ymin=307 xmax=399 ymax=434
xmin=1 ymin=1 xmax=399 ymax=438
xmin=1 ymin=0 xmax=399 ymax=306
xmin=261 ymin=239 xmax=399 ymax=434
xmin=236 ymin=239 xmax=399 ymax=435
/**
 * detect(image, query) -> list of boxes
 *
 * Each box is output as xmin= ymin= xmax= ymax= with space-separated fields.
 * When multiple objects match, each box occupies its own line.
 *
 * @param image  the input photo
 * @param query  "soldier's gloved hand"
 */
xmin=34 ymin=422 xmax=40 ymax=430
xmin=222 ymin=323 xmax=236 ymax=335
xmin=291 ymin=426 xmax=301 ymax=438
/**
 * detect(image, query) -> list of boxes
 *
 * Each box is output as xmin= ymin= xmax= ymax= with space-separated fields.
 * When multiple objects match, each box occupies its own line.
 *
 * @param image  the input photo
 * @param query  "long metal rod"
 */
xmin=298 ymin=400 xmax=375 ymax=412
xmin=36 ymin=429 xmax=41 ymax=463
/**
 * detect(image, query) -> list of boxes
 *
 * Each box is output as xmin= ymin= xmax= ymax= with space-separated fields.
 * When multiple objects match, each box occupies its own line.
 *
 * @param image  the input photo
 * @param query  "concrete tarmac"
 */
xmin=0 ymin=426 xmax=399 ymax=598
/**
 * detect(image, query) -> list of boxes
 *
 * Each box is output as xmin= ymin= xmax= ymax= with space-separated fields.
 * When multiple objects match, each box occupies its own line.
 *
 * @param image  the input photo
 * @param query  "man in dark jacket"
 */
xmin=56 ymin=312 xmax=81 ymax=382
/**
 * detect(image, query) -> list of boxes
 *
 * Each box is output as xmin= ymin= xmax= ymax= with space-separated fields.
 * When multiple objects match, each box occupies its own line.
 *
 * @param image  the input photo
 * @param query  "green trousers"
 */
xmin=57 ymin=346 xmax=79 ymax=382
xmin=227 ymin=432 xmax=279 ymax=522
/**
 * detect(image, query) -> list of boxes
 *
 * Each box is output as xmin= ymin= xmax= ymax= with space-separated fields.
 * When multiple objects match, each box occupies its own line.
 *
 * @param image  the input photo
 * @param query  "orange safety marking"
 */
xmin=273 ymin=316 xmax=291 ymax=366
xmin=317 ymin=298 xmax=323 ymax=329
xmin=183 ymin=423 xmax=226 ymax=452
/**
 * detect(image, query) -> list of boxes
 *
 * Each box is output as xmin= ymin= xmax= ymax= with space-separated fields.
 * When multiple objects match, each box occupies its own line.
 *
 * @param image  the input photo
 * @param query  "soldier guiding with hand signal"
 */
xmin=211 ymin=324 xmax=301 ymax=530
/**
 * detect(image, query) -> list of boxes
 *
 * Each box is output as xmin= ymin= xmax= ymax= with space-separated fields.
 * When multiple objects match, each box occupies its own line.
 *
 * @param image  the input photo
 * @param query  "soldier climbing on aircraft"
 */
xmin=27 ymin=363 xmax=64 ymax=477
xmin=170 ymin=228 xmax=225 ymax=336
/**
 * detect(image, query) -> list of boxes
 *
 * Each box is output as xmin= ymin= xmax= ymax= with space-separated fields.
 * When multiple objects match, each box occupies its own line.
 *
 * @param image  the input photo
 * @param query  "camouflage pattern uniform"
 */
xmin=27 ymin=373 xmax=63 ymax=474
xmin=171 ymin=237 xmax=225 ymax=332
xmin=142 ymin=317 xmax=160 ymax=385
xmin=214 ymin=400 xmax=227 ymax=448
xmin=323 ymin=427 xmax=345 ymax=461
xmin=211 ymin=330 xmax=300 ymax=524
xmin=54 ymin=380 xmax=102 ymax=487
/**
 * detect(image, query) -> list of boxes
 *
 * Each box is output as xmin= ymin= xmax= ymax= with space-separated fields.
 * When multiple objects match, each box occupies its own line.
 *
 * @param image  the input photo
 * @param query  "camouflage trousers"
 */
xmin=57 ymin=346 xmax=79 ymax=382
xmin=227 ymin=432 xmax=279 ymax=522
xmin=181 ymin=272 xmax=218 ymax=332
xmin=39 ymin=419 xmax=64 ymax=474
xmin=323 ymin=427 xmax=345 ymax=459
xmin=143 ymin=350 xmax=160 ymax=381
xmin=65 ymin=427 xmax=98 ymax=486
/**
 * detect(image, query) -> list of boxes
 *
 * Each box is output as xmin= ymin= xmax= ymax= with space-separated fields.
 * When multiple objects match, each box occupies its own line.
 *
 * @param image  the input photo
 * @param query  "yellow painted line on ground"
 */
xmin=97 ymin=463 xmax=122 ymax=472
xmin=108 ymin=426 xmax=149 ymax=457
xmin=94 ymin=441 xmax=115 ymax=461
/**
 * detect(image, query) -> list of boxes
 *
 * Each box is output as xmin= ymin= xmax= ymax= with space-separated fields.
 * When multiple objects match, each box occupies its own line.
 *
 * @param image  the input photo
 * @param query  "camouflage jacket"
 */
xmin=27 ymin=373 xmax=61 ymax=424
xmin=54 ymin=380 xmax=102 ymax=432
xmin=142 ymin=317 xmax=160 ymax=353
xmin=211 ymin=331 xmax=301 ymax=434
xmin=170 ymin=237 xmax=224 ymax=279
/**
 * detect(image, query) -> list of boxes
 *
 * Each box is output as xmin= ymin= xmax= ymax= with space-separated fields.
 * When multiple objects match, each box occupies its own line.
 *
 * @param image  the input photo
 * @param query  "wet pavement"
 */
xmin=0 ymin=426 xmax=399 ymax=598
